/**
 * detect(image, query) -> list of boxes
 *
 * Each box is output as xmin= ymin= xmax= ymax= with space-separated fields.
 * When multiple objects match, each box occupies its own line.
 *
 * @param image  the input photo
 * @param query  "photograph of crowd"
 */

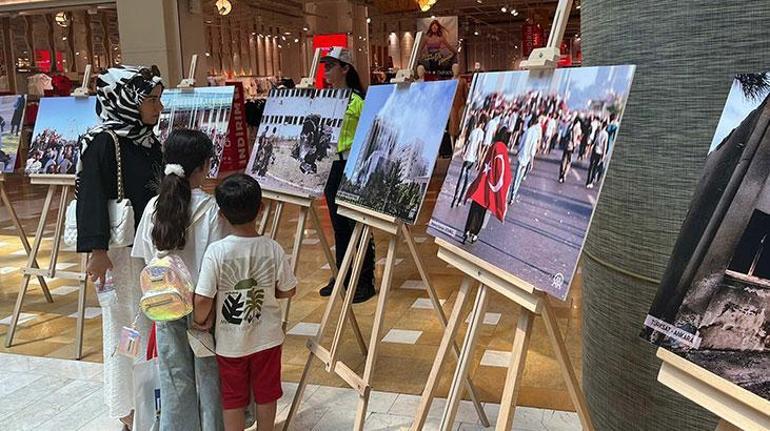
xmin=157 ymin=87 xmax=235 ymax=178
xmin=642 ymin=73 xmax=770 ymax=401
xmin=25 ymin=96 xmax=98 ymax=175
xmin=246 ymin=87 xmax=351 ymax=198
xmin=337 ymin=80 xmax=458 ymax=224
xmin=428 ymin=66 xmax=635 ymax=300
xmin=0 ymin=95 xmax=25 ymax=173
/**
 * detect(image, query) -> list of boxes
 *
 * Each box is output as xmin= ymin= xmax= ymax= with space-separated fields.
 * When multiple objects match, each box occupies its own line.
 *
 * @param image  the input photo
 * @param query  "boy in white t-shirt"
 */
xmin=193 ymin=174 xmax=297 ymax=431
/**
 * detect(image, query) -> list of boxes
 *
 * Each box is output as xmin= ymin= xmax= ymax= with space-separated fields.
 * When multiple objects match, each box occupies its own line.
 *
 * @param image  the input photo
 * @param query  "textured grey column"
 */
xmin=581 ymin=1 xmax=770 ymax=430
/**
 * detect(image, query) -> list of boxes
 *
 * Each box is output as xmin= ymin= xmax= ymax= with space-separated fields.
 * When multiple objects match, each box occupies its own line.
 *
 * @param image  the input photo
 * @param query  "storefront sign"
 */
xmin=416 ymin=16 xmax=459 ymax=77
xmin=521 ymin=21 xmax=545 ymax=57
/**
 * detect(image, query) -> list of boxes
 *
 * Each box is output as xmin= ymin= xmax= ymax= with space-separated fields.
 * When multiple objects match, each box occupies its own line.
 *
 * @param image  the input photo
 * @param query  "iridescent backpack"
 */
xmin=139 ymin=201 xmax=212 ymax=321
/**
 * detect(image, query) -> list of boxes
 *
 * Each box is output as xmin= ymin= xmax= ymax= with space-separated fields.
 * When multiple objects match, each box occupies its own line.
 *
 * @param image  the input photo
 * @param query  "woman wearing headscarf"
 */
xmin=76 ymin=65 xmax=164 ymax=429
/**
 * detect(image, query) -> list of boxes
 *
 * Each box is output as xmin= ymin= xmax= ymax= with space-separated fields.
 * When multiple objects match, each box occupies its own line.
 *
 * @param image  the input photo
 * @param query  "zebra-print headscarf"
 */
xmin=76 ymin=65 xmax=164 ymax=173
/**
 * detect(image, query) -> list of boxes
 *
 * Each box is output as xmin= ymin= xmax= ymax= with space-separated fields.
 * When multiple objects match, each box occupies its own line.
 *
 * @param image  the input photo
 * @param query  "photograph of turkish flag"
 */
xmin=466 ymin=141 xmax=512 ymax=222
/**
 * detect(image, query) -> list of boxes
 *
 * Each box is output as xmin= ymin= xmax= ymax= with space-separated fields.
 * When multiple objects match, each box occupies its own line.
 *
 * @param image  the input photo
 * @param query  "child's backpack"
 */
xmin=138 ymin=198 xmax=214 ymax=321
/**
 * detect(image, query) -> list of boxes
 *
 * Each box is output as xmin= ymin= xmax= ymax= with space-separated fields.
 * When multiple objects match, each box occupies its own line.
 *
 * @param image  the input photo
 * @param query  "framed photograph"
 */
xmin=0 ymin=95 xmax=26 ymax=173
xmin=157 ymin=86 xmax=236 ymax=178
xmin=427 ymin=66 xmax=635 ymax=301
xmin=25 ymin=96 xmax=98 ymax=175
xmin=337 ymin=80 xmax=458 ymax=223
xmin=642 ymin=72 xmax=770 ymax=402
xmin=246 ymin=87 xmax=351 ymax=198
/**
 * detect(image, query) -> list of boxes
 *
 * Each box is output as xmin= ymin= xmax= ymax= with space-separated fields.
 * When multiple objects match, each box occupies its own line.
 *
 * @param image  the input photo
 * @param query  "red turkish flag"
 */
xmin=466 ymin=141 xmax=512 ymax=222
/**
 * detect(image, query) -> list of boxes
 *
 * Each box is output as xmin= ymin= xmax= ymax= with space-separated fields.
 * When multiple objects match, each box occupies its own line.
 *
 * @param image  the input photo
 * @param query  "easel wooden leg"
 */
xmin=74 ymin=253 xmax=89 ymax=360
xmin=541 ymin=300 xmax=595 ymax=431
xmin=282 ymin=223 xmax=365 ymax=431
xmin=48 ymin=185 xmax=70 ymax=277
xmin=441 ymin=284 xmax=489 ymax=431
xmin=309 ymin=204 xmax=336 ymax=277
xmin=258 ymin=200 xmax=273 ymax=236
xmin=496 ymin=307 xmax=535 ymax=431
xmin=328 ymin=224 xmax=371 ymax=371
xmin=309 ymin=203 xmax=367 ymax=355
xmin=282 ymin=206 xmax=309 ymax=330
xmin=412 ymin=276 xmax=474 ymax=431
xmin=0 ymin=181 xmax=51 ymax=301
xmin=5 ymin=184 xmax=56 ymax=348
xmin=353 ymin=233 xmax=399 ymax=431
xmin=715 ymin=420 xmax=741 ymax=431
xmin=269 ymin=201 xmax=284 ymax=240
xmin=401 ymin=225 xmax=489 ymax=426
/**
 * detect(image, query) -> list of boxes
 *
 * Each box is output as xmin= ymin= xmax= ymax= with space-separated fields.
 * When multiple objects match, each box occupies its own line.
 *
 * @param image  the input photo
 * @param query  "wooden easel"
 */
xmin=416 ymin=239 xmax=594 ymax=431
xmin=283 ymin=203 xmax=488 ymax=431
xmin=256 ymin=47 xmax=366 ymax=341
xmin=416 ymin=1 xmax=595 ymax=429
xmin=282 ymin=36 xmax=489 ymax=430
xmin=5 ymin=66 xmax=93 ymax=360
xmin=258 ymin=188 xmax=367 ymax=350
xmin=0 ymin=174 xmax=51 ymax=295
xmin=657 ymin=348 xmax=770 ymax=431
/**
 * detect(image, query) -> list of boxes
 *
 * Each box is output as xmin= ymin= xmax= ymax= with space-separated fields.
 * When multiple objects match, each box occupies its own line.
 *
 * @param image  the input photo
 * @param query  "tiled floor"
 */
xmin=0 ymin=352 xmax=581 ymax=430
xmin=0 ymin=173 xmax=585 ymax=412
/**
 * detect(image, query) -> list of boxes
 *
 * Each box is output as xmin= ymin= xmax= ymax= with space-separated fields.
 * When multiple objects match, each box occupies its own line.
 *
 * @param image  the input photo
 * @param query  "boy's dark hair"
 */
xmin=215 ymin=174 xmax=262 ymax=225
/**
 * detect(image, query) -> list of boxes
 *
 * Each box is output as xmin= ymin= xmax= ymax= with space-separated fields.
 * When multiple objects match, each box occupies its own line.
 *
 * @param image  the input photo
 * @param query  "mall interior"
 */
xmin=0 ymin=1 xmax=768 ymax=430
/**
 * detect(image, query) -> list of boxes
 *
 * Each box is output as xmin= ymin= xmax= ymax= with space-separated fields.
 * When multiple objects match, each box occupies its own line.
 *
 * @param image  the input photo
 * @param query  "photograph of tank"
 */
xmin=0 ymin=95 xmax=25 ymax=173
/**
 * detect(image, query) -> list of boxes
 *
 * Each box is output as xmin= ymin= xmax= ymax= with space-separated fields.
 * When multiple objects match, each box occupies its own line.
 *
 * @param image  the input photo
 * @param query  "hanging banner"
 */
xmin=558 ymin=40 xmax=573 ymax=67
xmin=521 ymin=21 xmax=546 ymax=57
xmin=416 ymin=16 xmax=459 ymax=77
xmin=220 ymin=81 xmax=249 ymax=174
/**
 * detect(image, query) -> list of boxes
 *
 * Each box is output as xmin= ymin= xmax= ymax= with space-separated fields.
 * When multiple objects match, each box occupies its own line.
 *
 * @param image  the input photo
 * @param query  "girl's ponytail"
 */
xmin=151 ymin=129 xmax=214 ymax=251
xmin=152 ymin=172 xmax=192 ymax=250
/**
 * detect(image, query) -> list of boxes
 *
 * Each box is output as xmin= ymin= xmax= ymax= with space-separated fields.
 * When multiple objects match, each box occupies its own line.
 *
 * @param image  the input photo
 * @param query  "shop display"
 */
xmin=416 ymin=16 xmax=459 ymax=77
xmin=427 ymin=66 xmax=635 ymax=300
xmin=246 ymin=87 xmax=351 ymax=198
xmin=337 ymin=80 xmax=458 ymax=223
xmin=642 ymin=72 xmax=770 ymax=401
xmin=0 ymin=95 xmax=26 ymax=172
xmin=25 ymin=96 xmax=98 ymax=175
xmin=157 ymin=87 xmax=235 ymax=178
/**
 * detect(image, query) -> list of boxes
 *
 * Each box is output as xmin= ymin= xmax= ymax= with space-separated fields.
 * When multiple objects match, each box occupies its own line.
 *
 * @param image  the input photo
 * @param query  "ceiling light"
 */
xmin=302 ymin=26 xmax=309 ymax=31
xmin=294 ymin=38 xmax=299 ymax=43
xmin=474 ymin=30 xmax=479 ymax=36
xmin=366 ymin=18 xmax=371 ymax=24
xmin=501 ymin=6 xmax=507 ymax=12
xmin=215 ymin=0 xmax=232 ymax=16
xmin=55 ymin=11 xmax=70 ymax=27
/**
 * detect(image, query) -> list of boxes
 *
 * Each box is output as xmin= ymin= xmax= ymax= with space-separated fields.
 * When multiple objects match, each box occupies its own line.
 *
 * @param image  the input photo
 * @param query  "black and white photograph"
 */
xmin=246 ymin=87 xmax=351 ymax=198
xmin=642 ymin=73 xmax=770 ymax=401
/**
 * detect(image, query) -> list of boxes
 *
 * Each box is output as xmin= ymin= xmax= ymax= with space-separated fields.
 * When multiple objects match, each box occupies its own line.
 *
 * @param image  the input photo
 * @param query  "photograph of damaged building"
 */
xmin=642 ymin=72 xmax=770 ymax=401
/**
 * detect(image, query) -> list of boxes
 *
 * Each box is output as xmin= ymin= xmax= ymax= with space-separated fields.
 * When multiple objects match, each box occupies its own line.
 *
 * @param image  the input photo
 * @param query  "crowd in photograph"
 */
xmin=24 ymin=128 xmax=79 ymax=174
xmin=451 ymin=89 xmax=621 ymax=210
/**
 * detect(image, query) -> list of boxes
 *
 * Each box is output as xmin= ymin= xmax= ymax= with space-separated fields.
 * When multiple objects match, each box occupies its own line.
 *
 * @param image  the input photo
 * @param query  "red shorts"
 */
xmin=216 ymin=344 xmax=283 ymax=409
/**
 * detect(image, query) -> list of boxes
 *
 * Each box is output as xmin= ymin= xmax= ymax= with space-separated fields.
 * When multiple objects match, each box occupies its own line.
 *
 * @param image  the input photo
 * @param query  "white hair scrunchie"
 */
xmin=164 ymin=164 xmax=186 ymax=178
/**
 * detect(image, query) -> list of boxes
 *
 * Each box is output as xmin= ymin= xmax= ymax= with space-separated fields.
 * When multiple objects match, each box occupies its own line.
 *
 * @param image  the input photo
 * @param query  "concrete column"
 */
xmin=116 ymin=0 xmax=207 ymax=86
xmin=257 ymin=34 xmax=266 ymax=76
xmin=581 ymin=1 xmax=770 ymax=430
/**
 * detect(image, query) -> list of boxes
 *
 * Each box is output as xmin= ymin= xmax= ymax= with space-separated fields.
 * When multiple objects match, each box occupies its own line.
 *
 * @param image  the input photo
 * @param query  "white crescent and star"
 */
xmin=487 ymin=154 xmax=505 ymax=192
